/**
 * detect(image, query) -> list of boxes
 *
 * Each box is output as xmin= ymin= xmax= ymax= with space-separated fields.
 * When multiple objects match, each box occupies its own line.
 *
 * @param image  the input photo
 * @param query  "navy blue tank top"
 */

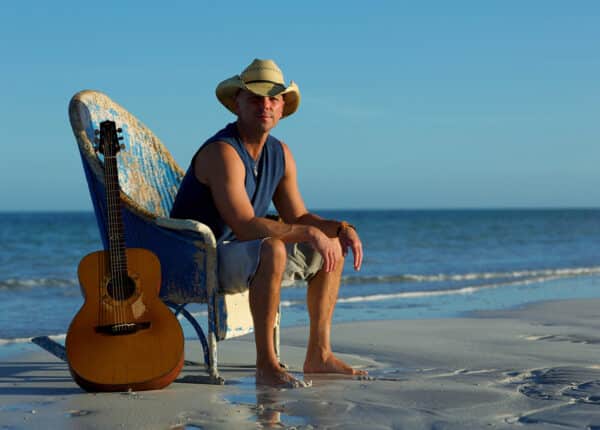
xmin=170 ymin=122 xmax=285 ymax=243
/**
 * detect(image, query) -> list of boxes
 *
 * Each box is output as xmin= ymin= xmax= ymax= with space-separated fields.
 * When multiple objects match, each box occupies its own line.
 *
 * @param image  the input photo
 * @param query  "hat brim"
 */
xmin=216 ymin=75 xmax=300 ymax=118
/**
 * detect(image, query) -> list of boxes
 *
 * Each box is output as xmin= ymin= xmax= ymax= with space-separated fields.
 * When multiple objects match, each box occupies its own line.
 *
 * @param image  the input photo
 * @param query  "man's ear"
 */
xmin=278 ymin=95 xmax=286 ymax=118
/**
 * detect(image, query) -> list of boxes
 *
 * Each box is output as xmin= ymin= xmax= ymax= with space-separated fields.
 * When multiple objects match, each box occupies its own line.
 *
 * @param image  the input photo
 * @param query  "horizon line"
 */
xmin=1 ymin=206 xmax=600 ymax=214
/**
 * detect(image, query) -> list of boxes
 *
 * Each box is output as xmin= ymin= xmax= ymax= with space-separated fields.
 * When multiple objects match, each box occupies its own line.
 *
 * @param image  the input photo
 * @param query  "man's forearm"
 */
xmin=294 ymin=213 xmax=341 ymax=238
xmin=235 ymin=216 xmax=317 ymax=243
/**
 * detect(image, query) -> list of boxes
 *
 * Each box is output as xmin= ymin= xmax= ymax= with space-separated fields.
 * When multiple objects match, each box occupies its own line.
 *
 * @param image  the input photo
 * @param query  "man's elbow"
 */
xmin=232 ymin=230 xmax=254 ymax=241
xmin=229 ymin=218 xmax=259 ymax=241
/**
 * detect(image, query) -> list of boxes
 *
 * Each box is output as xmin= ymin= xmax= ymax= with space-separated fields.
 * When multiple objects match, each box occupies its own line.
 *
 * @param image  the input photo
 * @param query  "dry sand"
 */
xmin=2 ymin=298 xmax=600 ymax=429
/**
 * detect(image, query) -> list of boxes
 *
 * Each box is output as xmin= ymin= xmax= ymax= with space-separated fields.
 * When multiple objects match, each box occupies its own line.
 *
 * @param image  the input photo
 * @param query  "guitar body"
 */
xmin=66 ymin=248 xmax=184 ymax=392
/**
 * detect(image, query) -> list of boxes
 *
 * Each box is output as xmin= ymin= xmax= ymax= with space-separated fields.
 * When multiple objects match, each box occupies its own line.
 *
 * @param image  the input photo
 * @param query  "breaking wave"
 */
xmin=4 ymin=266 xmax=598 ymax=292
xmin=0 ymin=277 xmax=78 ymax=290
xmin=0 ymin=333 xmax=66 ymax=346
xmin=282 ymin=275 xmax=561 ymax=307
xmin=341 ymin=266 xmax=600 ymax=286
xmin=281 ymin=266 xmax=600 ymax=307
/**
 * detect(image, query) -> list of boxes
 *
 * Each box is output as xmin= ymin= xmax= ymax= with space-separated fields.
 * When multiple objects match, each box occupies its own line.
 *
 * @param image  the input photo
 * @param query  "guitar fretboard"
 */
xmin=101 ymin=123 xmax=128 ymax=280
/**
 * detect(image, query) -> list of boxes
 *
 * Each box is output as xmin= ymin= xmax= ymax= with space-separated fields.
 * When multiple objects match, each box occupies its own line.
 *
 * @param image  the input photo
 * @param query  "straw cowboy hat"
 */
xmin=216 ymin=59 xmax=300 ymax=118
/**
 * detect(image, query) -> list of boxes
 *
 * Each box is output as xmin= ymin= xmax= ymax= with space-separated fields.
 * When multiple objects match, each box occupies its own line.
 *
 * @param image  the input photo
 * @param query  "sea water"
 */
xmin=2 ymin=209 xmax=600 ymax=353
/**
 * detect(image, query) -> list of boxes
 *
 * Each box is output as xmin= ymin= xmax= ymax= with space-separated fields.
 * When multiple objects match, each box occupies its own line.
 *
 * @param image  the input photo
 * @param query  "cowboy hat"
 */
xmin=215 ymin=59 xmax=300 ymax=118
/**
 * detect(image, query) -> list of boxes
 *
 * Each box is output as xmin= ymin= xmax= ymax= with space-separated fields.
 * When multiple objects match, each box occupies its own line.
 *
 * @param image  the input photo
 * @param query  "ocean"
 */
xmin=2 ymin=209 xmax=600 ymax=355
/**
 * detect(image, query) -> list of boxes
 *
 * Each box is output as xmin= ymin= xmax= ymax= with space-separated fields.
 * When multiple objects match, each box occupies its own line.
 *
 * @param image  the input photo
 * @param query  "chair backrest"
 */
xmin=69 ymin=90 xmax=184 ymax=218
xmin=69 ymin=90 xmax=216 ymax=305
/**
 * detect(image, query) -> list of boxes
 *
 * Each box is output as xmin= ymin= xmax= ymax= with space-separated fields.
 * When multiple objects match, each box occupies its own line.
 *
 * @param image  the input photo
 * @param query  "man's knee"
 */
xmin=260 ymin=238 xmax=287 ymax=273
xmin=312 ymin=238 xmax=345 ymax=278
xmin=333 ymin=237 xmax=346 ymax=269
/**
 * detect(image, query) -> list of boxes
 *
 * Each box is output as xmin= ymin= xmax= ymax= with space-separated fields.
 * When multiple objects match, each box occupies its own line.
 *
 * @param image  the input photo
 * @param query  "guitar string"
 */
xmin=111 ymin=148 xmax=121 ymax=330
xmin=114 ymin=139 xmax=125 ymax=331
xmin=106 ymin=135 xmax=117 ymax=330
xmin=105 ymin=124 xmax=125 ymax=332
xmin=113 ymin=128 xmax=125 ymax=332
xmin=114 ymin=124 xmax=128 ymax=331
xmin=105 ymin=130 xmax=112 ymax=329
xmin=107 ymin=134 xmax=116 ymax=329
xmin=104 ymin=135 xmax=110 ymax=329
xmin=107 ymin=138 xmax=112 ymax=329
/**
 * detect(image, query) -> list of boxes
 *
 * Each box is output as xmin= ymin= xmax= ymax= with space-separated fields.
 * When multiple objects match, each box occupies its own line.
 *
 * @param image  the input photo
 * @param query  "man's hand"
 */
xmin=308 ymin=227 xmax=343 ymax=273
xmin=339 ymin=226 xmax=363 ymax=271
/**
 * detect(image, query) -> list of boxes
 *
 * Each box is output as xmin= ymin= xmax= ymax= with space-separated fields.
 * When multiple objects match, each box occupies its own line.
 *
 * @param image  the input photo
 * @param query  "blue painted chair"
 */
xmin=68 ymin=90 xmax=280 ymax=383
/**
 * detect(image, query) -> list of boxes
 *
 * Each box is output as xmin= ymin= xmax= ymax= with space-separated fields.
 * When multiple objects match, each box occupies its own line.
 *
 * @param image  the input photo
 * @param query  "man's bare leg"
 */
xmin=303 ymin=251 xmax=368 ymax=375
xmin=250 ymin=238 xmax=306 ymax=387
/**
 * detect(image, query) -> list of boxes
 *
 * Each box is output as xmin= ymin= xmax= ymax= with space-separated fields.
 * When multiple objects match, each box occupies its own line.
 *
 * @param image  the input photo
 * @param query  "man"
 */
xmin=171 ymin=59 xmax=365 ymax=387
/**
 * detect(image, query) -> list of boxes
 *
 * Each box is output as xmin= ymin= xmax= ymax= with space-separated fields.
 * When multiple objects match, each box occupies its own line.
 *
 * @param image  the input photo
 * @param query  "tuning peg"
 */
xmin=117 ymin=128 xmax=122 ymax=133
xmin=120 ymin=144 xmax=126 ymax=151
xmin=94 ymin=129 xmax=100 ymax=135
xmin=118 ymin=136 xmax=124 ymax=141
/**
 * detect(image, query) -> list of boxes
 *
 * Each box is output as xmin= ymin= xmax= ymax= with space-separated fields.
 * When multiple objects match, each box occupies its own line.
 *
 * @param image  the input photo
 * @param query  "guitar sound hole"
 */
xmin=106 ymin=276 xmax=136 ymax=301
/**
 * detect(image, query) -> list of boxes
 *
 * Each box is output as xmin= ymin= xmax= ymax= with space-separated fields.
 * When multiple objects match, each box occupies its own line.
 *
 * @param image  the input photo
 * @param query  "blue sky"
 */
xmin=1 ymin=1 xmax=599 ymax=210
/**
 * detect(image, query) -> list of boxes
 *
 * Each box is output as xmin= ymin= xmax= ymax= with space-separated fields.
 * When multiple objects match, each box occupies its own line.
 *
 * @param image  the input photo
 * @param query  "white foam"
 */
xmin=0 ymin=333 xmax=65 ymax=346
xmin=188 ymin=311 xmax=208 ymax=318
xmin=281 ymin=274 xmax=564 ymax=307
xmin=0 ymin=337 xmax=35 ymax=345
xmin=0 ymin=277 xmax=78 ymax=290
xmin=341 ymin=266 xmax=600 ymax=286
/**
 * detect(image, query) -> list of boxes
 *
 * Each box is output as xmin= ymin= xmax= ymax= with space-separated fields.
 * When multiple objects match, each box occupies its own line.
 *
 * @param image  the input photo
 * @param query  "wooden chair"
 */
xmin=68 ymin=90 xmax=281 ymax=383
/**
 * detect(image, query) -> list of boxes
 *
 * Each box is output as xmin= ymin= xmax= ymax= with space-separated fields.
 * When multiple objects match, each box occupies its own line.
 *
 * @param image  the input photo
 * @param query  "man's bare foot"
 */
xmin=304 ymin=352 xmax=368 ymax=376
xmin=256 ymin=365 xmax=311 ymax=388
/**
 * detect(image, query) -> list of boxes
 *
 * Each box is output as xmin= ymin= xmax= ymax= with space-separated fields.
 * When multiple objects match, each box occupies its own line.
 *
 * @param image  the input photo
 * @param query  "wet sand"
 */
xmin=2 ymin=298 xmax=600 ymax=429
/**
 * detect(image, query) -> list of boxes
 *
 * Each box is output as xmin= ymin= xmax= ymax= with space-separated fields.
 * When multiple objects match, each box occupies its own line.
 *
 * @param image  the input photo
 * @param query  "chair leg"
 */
xmin=207 ymin=331 xmax=223 ymax=383
xmin=207 ymin=292 xmax=225 ymax=385
xmin=165 ymin=301 xmax=211 ymax=367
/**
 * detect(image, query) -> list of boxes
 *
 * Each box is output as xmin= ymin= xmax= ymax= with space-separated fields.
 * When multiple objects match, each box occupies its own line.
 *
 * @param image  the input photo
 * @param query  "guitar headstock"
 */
xmin=95 ymin=120 xmax=124 ymax=157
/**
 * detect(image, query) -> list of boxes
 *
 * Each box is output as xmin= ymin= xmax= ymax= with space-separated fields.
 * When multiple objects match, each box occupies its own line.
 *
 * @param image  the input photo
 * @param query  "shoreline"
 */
xmin=2 ymin=275 xmax=597 ymax=360
xmin=1 ymin=283 xmax=599 ymax=359
xmin=3 ymin=297 xmax=600 ymax=428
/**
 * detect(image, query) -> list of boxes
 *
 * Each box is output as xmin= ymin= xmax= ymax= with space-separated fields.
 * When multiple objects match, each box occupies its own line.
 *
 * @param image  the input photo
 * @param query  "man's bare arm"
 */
xmin=195 ymin=142 xmax=342 ymax=272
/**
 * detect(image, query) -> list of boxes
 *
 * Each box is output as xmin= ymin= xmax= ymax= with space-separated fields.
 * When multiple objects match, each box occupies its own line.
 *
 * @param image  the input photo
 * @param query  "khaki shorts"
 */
xmin=217 ymin=239 xmax=324 ymax=293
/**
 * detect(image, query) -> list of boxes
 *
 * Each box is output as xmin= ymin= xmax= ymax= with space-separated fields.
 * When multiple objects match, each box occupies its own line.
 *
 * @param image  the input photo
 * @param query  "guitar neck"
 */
xmin=101 ymin=122 xmax=128 ymax=277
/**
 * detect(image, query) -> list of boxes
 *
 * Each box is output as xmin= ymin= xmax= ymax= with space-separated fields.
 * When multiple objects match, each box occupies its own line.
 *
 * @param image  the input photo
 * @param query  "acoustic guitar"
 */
xmin=66 ymin=120 xmax=184 ymax=392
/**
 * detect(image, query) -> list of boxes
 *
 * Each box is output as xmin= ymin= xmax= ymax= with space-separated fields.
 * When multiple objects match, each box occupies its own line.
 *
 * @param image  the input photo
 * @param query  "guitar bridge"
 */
xmin=95 ymin=322 xmax=151 ymax=335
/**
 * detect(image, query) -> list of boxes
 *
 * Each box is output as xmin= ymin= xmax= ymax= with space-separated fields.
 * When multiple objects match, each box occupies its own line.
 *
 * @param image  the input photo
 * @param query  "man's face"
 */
xmin=235 ymin=89 xmax=285 ymax=133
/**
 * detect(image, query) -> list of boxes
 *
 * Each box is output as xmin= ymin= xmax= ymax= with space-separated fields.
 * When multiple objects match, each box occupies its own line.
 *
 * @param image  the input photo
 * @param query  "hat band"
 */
xmin=244 ymin=79 xmax=284 ymax=85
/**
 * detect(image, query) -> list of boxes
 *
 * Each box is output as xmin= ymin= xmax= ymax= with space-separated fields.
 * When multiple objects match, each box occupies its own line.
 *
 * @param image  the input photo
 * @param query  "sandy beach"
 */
xmin=2 ymin=298 xmax=600 ymax=429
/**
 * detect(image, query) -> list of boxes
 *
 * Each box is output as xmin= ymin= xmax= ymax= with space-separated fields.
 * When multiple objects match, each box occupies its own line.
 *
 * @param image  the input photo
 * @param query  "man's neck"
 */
xmin=235 ymin=121 xmax=269 ymax=159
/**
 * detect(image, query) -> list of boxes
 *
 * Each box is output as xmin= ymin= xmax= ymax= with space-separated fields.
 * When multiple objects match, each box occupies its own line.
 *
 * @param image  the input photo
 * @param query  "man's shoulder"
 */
xmin=275 ymin=140 xmax=292 ymax=158
xmin=196 ymin=123 xmax=239 ymax=157
xmin=193 ymin=139 xmax=244 ymax=185
xmin=265 ymin=133 xmax=289 ymax=155
xmin=197 ymin=139 xmax=239 ymax=161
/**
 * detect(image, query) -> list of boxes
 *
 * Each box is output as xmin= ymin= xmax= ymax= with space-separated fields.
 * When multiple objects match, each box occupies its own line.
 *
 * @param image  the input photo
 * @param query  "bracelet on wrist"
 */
xmin=336 ymin=221 xmax=356 ymax=237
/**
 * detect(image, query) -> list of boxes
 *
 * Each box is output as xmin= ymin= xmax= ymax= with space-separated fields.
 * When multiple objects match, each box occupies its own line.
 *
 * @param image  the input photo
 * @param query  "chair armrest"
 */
xmin=117 ymin=212 xmax=218 ymax=304
xmin=155 ymin=217 xmax=217 ymax=248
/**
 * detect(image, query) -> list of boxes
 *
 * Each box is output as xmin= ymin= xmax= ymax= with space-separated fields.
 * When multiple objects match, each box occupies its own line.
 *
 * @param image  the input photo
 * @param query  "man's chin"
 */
xmin=258 ymin=120 xmax=277 ymax=131
xmin=238 ymin=118 xmax=278 ymax=135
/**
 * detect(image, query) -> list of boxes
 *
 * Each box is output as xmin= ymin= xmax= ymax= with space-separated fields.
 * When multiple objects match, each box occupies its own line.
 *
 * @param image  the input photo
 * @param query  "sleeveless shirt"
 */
xmin=170 ymin=122 xmax=286 ymax=243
